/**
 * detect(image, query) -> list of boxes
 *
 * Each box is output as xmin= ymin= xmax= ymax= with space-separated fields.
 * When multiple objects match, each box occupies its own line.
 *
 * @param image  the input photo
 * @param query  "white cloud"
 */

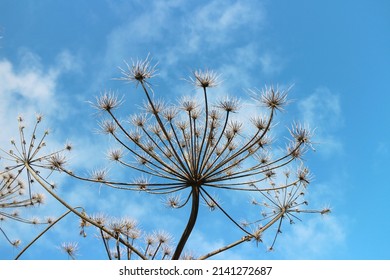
xmin=189 ymin=0 xmax=265 ymax=46
xmin=299 ymin=87 xmax=342 ymax=129
xmin=0 ymin=49 xmax=81 ymax=122
xmin=0 ymin=49 xmax=87 ymax=167
xmin=298 ymin=87 xmax=344 ymax=157
xmin=259 ymin=52 xmax=284 ymax=76
xmin=0 ymin=59 xmax=55 ymax=102
xmin=0 ymin=50 xmax=108 ymax=259
xmin=98 ymin=0 xmax=267 ymax=77
xmin=275 ymin=215 xmax=347 ymax=259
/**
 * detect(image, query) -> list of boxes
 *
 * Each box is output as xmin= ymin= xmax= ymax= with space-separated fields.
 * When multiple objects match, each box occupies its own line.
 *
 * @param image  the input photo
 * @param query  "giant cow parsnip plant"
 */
xmin=0 ymin=55 xmax=329 ymax=260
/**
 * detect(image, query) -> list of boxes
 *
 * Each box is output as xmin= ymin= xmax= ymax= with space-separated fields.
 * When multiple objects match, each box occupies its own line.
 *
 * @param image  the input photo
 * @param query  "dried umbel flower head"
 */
xmin=48 ymin=153 xmax=67 ymax=170
xmin=12 ymin=239 xmax=21 ymax=248
xmin=107 ymin=149 xmax=124 ymax=162
xmin=131 ymin=114 xmax=148 ymax=128
xmin=289 ymin=122 xmax=314 ymax=145
xmin=0 ymin=114 xmax=78 ymax=252
xmin=121 ymin=217 xmax=138 ymax=233
xmin=154 ymin=230 xmax=172 ymax=245
xmin=0 ymin=170 xmax=55 ymax=248
xmin=92 ymin=90 xmax=123 ymax=112
xmin=60 ymin=242 xmax=79 ymax=260
xmin=58 ymin=55 xmax=322 ymax=259
xmin=31 ymin=193 xmax=46 ymax=204
xmin=90 ymin=213 xmax=107 ymax=227
xmin=1 ymin=115 xmax=71 ymax=195
xmin=217 ymin=96 xmax=241 ymax=113
xmin=99 ymin=119 xmax=118 ymax=135
xmin=180 ymin=97 xmax=198 ymax=113
xmin=164 ymin=195 xmax=183 ymax=209
xmin=90 ymin=168 xmax=109 ymax=182
xmin=191 ymin=69 xmax=221 ymax=88
xmin=117 ymin=54 xmax=158 ymax=84
xmin=296 ymin=165 xmax=313 ymax=187
xmin=245 ymin=164 xmax=322 ymax=250
xmin=250 ymin=85 xmax=290 ymax=112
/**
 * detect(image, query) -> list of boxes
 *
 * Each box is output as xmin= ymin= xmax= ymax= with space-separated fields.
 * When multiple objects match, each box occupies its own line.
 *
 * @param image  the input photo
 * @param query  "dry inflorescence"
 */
xmin=0 ymin=56 xmax=329 ymax=260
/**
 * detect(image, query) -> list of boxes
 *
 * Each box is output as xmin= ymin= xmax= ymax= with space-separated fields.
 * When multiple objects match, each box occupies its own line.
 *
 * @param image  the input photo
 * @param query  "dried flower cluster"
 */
xmin=0 ymin=172 xmax=43 ymax=248
xmin=0 ymin=56 xmax=329 ymax=260
xmin=59 ymin=56 xmax=327 ymax=259
xmin=0 ymin=115 xmax=60 ymax=248
xmin=79 ymin=213 xmax=174 ymax=260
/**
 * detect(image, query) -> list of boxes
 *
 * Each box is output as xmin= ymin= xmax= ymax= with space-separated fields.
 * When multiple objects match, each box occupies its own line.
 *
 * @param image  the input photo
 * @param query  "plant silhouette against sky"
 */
xmin=0 ymin=55 xmax=329 ymax=260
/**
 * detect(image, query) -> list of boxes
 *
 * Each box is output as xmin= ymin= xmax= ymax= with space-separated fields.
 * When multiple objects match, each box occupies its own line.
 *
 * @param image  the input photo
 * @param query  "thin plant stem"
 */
xmin=172 ymin=186 xmax=200 ymax=260
xmin=24 ymin=162 xmax=147 ymax=260
xmin=199 ymin=208 xmax=286 ymax=260
xmin=15 ymin=209 xmax=75 ymax=260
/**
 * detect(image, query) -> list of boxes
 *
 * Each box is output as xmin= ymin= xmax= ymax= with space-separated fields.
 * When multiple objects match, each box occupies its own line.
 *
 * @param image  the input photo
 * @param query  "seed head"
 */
xmin=203 ymin=195 xmax=220 ymax=211
xmin=154 ymin=230 xmax=172 ymax=244
xmin=133 ymin=177 xmax=149 ymax=191
xmin=289 ymin=123 xmax=314 ymax=145
xmin=48 ymin=153 xmax=67 ymax=170
xmin=164 ymin=195 xmax=182 ymax=208
xmin=108 ymin=149 xmax=124 ymax=162
xmin=121 ymin=217 xmax=138 ymax=232
xmin=99 ymin=119 xmax=117 ymax=135
xmin=251 ymin=115 xmax=268 ymax=130
xmin=180 ymin=97 xmax=198 ymax=112
xmin=12 ymin=240 xmax=21 ymax=248
xmin=60 ymin=242 xmax=79 ymax=259
xmin=162 ymin=246 xmax=172 ymax=259
xmin=64 ymin=142 xmax=73 ymax=151
xmin=31 ymin=193 xmax=45 ymax=204
xmin=93 ymin=90 xmax=123 ymax=111
xmin=255 ymin=85 xmax=289 ymax=111
xmin=90 ymin=213 xmax=108 ymax=226
xmin=209 ymin=109 xmax=221 ymax=120
xmin=217 ymin=96 xmax=240 ymax=113
xmin=191 ymin=69 xmax=220 ymax=88
xmin=321 ymin=207 xmax=331 ymax=215
xmin=117 ymin=54 xmax=158 ymax=84
xmin=296 ymin=166 xmax=313 ymax=187
xmin=228 ymin=120 xmax=243 ymax=134
xmin=90 ymin=168 xmax=108 ymax=181
xmin=162 ymin=107 xmax=178 ymax=122
xmin=35 ymin=113 xmax=44 ymax=123
xmin=145 ymin=234 xmax=155 ymax=246
xmin=131 ymin=114 xmax=148 ymax=128
xmin=109 ymin=218 xmax=125 ymax=235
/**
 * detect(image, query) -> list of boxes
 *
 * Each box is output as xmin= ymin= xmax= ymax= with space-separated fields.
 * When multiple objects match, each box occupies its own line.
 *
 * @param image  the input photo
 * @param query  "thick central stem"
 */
xmin=172 ymin=186 xmax=200 ymax=260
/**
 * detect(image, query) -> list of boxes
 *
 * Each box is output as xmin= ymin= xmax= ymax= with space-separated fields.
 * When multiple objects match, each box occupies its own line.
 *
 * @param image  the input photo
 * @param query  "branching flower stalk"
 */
xmin=14 ymin=209 xmax=76 ymax=260
xmin=1 ymin=56 xmax=329 ymax=260
xmin=58 ymin=55 xmax=326 ymax=259
xmin=0 ymin=155 xmax=48 ymax=248
xmin=0 ymin=115 xmax=147 ymax=259
xmin=199 ymin=167 xmax=330 ymax=259
xmin=0 ymin=158 xmax=85 ymax=259
xmin=81 ymin=214 xmax=173 ymax=260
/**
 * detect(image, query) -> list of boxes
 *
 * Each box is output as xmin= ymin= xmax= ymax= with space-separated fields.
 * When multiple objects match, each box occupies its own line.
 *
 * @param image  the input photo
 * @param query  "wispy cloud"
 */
xmin=2 ymin=1 xmax=327 ymax=259
xmin=186 ymin=0 xmax=265 ymax=48
xmin=298 ymin=87 xmax=344 ymax=157
xmin=0 ymin=49 xmax=80 ymax=120
xmin=0 ymin=49 xmax=110 ymax=259
xmin=97 ymin=0 xmax=267 ymax=81
xmin=259 ymin=52 xmax=284 ymax=76
xmin=275 ymin=215 xmax=347 ymax=259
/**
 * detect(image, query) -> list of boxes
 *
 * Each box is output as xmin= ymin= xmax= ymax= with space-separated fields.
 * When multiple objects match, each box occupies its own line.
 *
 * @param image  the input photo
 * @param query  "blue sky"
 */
xmin=0 ymin=0 xmax=389 ymax=260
